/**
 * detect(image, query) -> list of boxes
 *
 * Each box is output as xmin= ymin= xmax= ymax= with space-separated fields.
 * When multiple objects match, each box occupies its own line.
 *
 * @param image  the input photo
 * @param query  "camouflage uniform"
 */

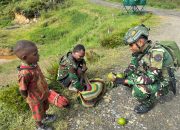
xmin=121 ymin=24 xmax=175 ymax=113
xmin=57 ymin=52 xmax=86 ymax=91
xmin=124 ymin=40 xmax=174 ymax=107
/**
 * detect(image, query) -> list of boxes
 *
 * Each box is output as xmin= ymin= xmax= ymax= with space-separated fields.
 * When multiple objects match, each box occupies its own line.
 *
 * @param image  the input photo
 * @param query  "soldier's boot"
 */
xmin=134 ymin=103 xmax=154 ymax=114
xmin=134 ymin=97 xmax=154 ymax=114
xmin=169 ymin=83 xmax=176 ymax=95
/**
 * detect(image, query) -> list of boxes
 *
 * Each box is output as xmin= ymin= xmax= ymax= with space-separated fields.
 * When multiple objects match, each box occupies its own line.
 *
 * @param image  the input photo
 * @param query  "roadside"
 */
xmin=64 ymin=1 xmax=180 ymax=130
xmin=89 ymin=0 xmax=180 ymax=47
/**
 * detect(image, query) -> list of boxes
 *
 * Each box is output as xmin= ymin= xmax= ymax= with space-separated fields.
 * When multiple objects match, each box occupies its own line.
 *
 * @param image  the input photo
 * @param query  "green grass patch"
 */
xmin=0 ymin=84 xmax=29 ymax=129
xmin=0 ymin=85 xmax=28 ymax=113
xmin=0 ymin=0 xmax=157 ymax=54
xmin=0 ymin=0 xmax=71 ymax=28
xmin=107 ymin=0 xmax=180 ymax=9
xmin=0 ymin=16 xmax=13 ymax=28
xmin=147 ymin=0 xmax=180 ymax=9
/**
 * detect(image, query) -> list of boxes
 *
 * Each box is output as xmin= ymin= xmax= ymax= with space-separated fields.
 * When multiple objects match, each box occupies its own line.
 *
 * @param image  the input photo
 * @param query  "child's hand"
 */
xmin=20 ymin=90 xmax=28 ymax=98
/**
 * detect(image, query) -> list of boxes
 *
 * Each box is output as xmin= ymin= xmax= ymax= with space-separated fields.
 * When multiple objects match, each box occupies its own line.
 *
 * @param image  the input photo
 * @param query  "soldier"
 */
xmin=112 ymin=24 xmax=175 ymax=114
xmin=57 ymin=44 xmax=90 ymax=92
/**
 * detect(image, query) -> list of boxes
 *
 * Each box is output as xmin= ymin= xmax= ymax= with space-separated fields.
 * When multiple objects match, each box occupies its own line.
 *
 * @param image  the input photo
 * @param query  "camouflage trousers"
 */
xmin=128 ymin=75 xmax=169 ymax=106
xmin=59 ymin=73 xmax=85 ymax=91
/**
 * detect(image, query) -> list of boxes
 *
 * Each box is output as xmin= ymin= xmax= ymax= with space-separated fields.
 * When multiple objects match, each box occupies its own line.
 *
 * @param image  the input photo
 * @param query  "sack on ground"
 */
xmin=78 ymin=78 xmax=105 ymax=107
xmin=48 ymin=90 xmax=69 ymax=108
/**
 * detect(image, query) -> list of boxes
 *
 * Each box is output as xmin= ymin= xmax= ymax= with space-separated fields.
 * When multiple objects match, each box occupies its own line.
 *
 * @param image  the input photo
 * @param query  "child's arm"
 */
xmin=20 ymin=90 xmax=28 ymax=98
xmin=18 ymin=71 xmax=31 ymax=99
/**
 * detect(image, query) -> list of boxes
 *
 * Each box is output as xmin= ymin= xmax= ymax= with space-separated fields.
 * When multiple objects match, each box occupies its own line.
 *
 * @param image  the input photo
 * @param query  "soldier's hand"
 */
xmin=107 ymin=72 xmax=116 ymax=82
xmin=77 ymin=68 xmax=83 ymax=76
xmin=132 ymin=52 xmax=139 ymax=57
xmin=114 ymin=78 xmax=125 ymax=85
xmin=82 ymin=64 xmax=88 ymax=72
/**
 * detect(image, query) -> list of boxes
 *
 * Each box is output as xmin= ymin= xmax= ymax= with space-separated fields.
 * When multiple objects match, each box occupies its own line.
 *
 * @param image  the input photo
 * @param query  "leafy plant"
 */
xmin=100 ymin=31 xmax=126 ymax=48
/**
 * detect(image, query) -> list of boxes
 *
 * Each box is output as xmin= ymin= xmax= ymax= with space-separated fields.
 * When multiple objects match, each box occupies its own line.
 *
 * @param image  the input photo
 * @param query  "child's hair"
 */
xmin=73 ymin=44 xmax=85 ymax=52
xmin=13 ymin=40 xmax=36 ymax=57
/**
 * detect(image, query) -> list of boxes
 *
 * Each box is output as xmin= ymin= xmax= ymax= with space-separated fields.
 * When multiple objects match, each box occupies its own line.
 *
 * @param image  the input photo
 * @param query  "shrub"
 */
xmin=45 ymin=61 xmax=63 ymax=91
xmin=0 ymin=0 xmax=20 ymax=5
xmin=46 ymin=62 xmax=59 ymax=82
xmin=85 ymin=50 xmax=101 ymax=64
xmin=100 ymin=20 xmax=143 ymax=48
xmin=45 ymin=60 xmax=77 ymax=101
xmin=22 ymin=8 xmax=38 ymax=19
xmin=100 ymin=30 xmax=126 ymax=48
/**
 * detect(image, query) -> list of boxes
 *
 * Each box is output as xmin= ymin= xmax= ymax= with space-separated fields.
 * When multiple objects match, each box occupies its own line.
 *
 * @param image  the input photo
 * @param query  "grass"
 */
xmin=0 ymin=0 xmax=159 ymax=129
xmin=106 ymin=0 xmax=180 ymax=9
xmin=0 ymin=0 xmax=158 ymax=84
xmin=147 ymin=0 xmax=180 ymax=9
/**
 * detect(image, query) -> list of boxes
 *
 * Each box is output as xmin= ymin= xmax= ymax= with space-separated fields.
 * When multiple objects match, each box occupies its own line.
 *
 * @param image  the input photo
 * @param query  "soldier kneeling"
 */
xmin=111 ymin=24 xmax=176 ymax=114
xmin=57 ymin=44 xmax=89 ymax=92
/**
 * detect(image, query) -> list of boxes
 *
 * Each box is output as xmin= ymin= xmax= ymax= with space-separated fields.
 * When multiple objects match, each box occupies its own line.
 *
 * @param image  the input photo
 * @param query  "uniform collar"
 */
xmin=67 ymin=52 xmax=75 ymax=61
xmin=141 ymin=40 xmax=152 ymax=53
xmin=67 ymin=51 xmax=83 ymax=63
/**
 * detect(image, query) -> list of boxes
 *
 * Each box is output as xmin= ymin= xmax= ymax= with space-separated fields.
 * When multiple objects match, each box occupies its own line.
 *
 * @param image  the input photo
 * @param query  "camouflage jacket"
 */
xmin=57 ymin=52 xmax=86 ymax=80
xmin=124 ymin=40 xmax=174 ymax=85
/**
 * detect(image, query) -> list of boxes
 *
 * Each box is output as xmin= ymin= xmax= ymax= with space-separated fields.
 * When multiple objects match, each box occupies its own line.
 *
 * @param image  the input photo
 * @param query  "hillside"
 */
xmin=0 ymin=0 xmax=180 ymax=130
xmin=0 ymin=0 xmax=157 ymax=86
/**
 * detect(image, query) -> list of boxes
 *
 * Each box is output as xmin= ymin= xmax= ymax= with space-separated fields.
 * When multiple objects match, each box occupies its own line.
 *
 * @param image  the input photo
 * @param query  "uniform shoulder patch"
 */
xmin=154 ymin=54 xmax=163 ymax=62
xmin=151 ymin=50 xmax=164 ymax=69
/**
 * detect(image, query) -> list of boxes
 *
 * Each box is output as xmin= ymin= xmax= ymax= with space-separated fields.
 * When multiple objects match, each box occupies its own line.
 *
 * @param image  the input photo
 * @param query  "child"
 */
xmin=14 ymin=40 xmax=69 ymax=130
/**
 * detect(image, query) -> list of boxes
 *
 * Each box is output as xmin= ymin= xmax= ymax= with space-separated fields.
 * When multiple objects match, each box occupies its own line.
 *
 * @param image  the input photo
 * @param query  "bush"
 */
xmin=100 ymin=30 xmax=126 ymax=48
xmin=22 ymin=8 xmax=38 ymax=18
xmin=85 ymin=50 xmax=101 ymax=64
xmin=100 ymin=20 xmax=144 ymax=48
xmin=0 ymin=0 xmax=20 ymax=5
xmin=0 ymin=84 xmax=29 ymax=113
xmin=45 ymin=60 xmax=77 ymax=102
xmin=46 ymin=62 xmax=59 ymax=82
